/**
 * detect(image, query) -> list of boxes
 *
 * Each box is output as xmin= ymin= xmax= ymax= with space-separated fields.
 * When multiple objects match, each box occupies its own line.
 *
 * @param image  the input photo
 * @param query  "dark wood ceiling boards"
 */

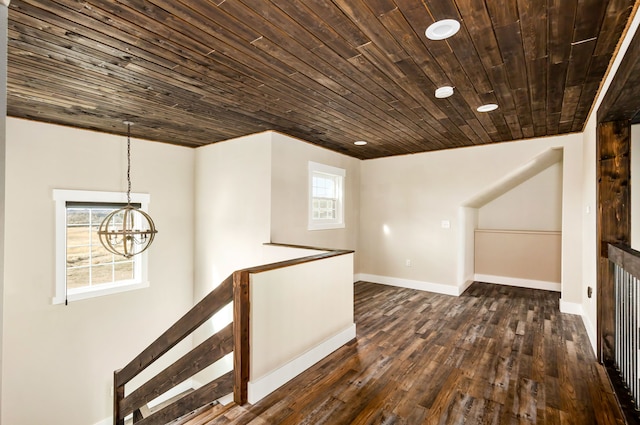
xmin=598 ymin=13 xmax=640 ymax=124
xmin=7 ymin=0 xmax=636 ymax=159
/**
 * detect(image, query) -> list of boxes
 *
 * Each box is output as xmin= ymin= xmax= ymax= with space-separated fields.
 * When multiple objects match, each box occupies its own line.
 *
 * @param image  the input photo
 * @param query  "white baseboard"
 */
xmin=458 ymin=277 xmax=474 ymax=294
xmin=474 ymin=274 xmax=561 ymax=292
xmin=355 ymin=273 xmax=460 ymax=296
xmin=217 ymin=392 xmax=234 ymax=406
xmin=559 ymin=299 xmax=583 ymax=315
xmin=559 ymin=300 xmax=597 ymax=356
xmin=581 ymin=311 xmax=597 ymax=356
xmin=247 ymin=323 xmax=356 ymax=404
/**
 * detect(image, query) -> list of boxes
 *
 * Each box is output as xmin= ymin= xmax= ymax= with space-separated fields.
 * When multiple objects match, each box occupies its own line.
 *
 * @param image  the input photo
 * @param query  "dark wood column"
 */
xmin=597 ymin=120 xmax=631 ymax=362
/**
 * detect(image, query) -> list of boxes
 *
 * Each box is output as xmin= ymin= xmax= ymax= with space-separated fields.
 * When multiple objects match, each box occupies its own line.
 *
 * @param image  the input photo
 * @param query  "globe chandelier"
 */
xmin=97 ymin=121 xmax=158 ymax=258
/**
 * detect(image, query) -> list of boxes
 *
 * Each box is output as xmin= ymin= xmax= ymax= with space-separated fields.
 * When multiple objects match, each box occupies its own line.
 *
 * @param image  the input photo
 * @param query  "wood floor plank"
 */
xmin=193 ymin=282 xmax=625 ymax=424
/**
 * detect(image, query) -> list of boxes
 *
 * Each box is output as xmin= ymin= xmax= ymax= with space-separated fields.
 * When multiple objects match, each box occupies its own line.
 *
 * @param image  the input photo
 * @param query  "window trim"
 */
xmin=308 ymin=161 xmax=346 ymax=231
xmin=53 ymin=189 xmax=151 ymax=305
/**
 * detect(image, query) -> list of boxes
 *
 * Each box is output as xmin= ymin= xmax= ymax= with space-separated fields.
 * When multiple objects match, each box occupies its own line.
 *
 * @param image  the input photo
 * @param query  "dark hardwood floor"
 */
xmin=195 ymin=281 xmax=624 ymax=424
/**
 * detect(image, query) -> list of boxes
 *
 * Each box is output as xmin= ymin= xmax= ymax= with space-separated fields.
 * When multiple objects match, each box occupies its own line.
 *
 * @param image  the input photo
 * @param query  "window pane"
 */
xmin=67 ymin=266 xmax=89 ymax=290
xmin=312 ymin=197 xmax=337 ymax=220
xmin=67 ymin=224 xmax=90 ymax=246
xmin=67 ymin=244 xmax=90 ymax=268
xmin=313 ymin=175 xmax=336 ymax=198
xmin=67 ymin=208 xmax=90 ymax=225
xmin=91 ymin=208 xmax=113 ymax=224
xmin=91 ymin=243 xmax=114 ymax=265
xmin=91 ymin=264 xmax=113 ymax=285
xmin=65 ymin=202 xmax=141 ymax=292
xmin=312 ymin=170 xmax=340 ymax=223
xmin=115 ymin=261 xmax=134 ymax=281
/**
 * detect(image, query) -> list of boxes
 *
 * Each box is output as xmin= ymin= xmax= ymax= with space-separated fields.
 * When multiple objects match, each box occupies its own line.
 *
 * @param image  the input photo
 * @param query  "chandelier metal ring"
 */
xmin=97 ymin=121 xmax=158 ymax=258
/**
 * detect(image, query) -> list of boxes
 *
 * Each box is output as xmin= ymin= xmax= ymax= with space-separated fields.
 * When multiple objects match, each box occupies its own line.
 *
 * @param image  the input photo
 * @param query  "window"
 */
xmin=53 ymin=190 xmax=151 ymax=304
xmin=308 ymin=161 xmax=345 ymax=230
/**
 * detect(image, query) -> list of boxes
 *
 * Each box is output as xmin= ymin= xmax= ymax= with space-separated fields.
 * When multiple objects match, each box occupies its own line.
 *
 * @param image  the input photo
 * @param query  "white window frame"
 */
xmin=53 ymin=189 xmax=151 ymax=305
xmin=308 ymin=161 xmax=346 ymax=230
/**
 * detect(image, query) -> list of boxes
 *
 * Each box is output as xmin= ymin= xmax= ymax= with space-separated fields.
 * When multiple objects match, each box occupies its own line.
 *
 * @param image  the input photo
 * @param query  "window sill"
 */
xmin=52 ymin=280 xmax=150 ymax=305
xmin=308 ymin=222 xmax=346 ymax=231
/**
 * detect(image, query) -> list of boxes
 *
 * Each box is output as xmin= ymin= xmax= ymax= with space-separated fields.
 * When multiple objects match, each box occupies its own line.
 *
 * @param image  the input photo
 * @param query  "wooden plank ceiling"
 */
xmin=7 ymin=0 xmax=636 ymax=160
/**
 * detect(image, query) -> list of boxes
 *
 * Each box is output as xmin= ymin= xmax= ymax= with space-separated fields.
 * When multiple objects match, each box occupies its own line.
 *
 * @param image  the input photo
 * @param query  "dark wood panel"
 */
xmin=599 ymin=18 xmax=640 ymax=123
xmin=196 ymin=282 xmax=625 ymax=424
xmin=596 ymin=120 xmax=630 ymax=363
xmin=6 ymin=0 xmax=636 ymax=158
xmin=233 ymin=270 xmax=250 ymax=406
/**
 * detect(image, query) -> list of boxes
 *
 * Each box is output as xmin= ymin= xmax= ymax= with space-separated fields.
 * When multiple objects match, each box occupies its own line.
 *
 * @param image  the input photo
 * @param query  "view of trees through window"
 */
xmin=66 ymin=205 xmax=134 ymax=290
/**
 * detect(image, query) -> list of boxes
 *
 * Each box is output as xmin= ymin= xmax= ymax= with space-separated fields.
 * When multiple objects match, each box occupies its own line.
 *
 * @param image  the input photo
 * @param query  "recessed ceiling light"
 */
xmin=435 ymin=86 xmax=454 ymax=98
xmin=477 ymin=103 xmax=499 ymax=112
xmin=425 ymin=19 xmax=460 ymax=41
xmin=354 ymin=140 xmax=367 ymax=146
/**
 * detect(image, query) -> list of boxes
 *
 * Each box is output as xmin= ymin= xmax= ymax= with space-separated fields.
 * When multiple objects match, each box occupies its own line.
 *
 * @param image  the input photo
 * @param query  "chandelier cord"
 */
xmin=126 ymin=122 xmax=132 ymax=205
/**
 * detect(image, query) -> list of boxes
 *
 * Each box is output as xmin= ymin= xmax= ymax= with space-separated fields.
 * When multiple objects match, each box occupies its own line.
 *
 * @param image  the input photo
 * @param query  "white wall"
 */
xmin=193 ymin=133 xmax=273 ymax=384
xmin=0 ymin=5 xmax=8 ymax=420
xmin=1 ymin=118 xmax=195 ymax=425
xmin=194 ymin=133 xmax=272 ymax=300
xmin=248 ymin=253 xmax=354 ymax=402
xmin=270 ymin=132 xmax=360 ymax=268
xmin=250 ymin=254 xmax=354 ymax=380
xmin=478 ymin=162 xmax=563 ymax=231
xmin=581 ymin=116 xmax=598 ymax=350
xmin=359 ymin=134 xmax=583 ymax=302
xmin=560 ymin=140 xmax=584 ymax=306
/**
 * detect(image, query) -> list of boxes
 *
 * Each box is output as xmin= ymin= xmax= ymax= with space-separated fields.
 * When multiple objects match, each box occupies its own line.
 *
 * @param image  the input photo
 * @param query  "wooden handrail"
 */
xmin=608 ymin=243 xmax=640 ymax=279
xmin=114 ymin=275 xmax=235 ymax=424
xmin=114 ymin=245 xmax=354 ymax=424
xmin=248 ymin=247 xmax=354 ymax=274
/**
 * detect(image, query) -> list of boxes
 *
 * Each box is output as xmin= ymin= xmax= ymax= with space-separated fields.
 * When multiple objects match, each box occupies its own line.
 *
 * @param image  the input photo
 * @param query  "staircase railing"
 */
xmin=608 ymin=243 xmax=640 ymax=420
xmin=113 ymin=272 xmax=248 ymax=425
xmin=113 ymin=246 xmax=352 ymax=425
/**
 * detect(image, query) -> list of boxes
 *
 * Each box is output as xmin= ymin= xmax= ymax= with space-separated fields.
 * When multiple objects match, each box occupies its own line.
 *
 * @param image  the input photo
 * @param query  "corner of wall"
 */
xmin=559 ymin=299 xmax=597 ymax=357
xmin=457 ymin=206 xmax=478 ymax=292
